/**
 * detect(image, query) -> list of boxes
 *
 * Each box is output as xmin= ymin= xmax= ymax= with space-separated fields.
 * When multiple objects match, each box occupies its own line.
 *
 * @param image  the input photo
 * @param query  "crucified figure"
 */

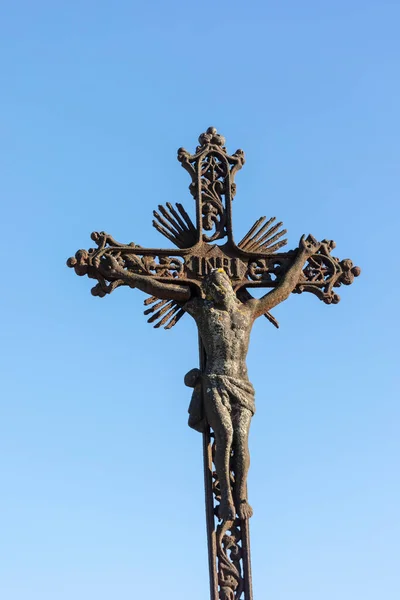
xmin=98 ymin=234 xmax=320 ymax=522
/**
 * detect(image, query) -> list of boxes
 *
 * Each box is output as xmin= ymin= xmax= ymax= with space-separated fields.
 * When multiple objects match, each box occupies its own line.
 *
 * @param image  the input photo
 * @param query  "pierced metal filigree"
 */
xmin=67 ymin=231 xmax=186 ymax=298
xmin=178 ymin=127 xmax=245 ymax=243
xmin=205 ymin=431 xmax=251 ymax=600
xmin=295 ymin=240 xmax=361 ymax=304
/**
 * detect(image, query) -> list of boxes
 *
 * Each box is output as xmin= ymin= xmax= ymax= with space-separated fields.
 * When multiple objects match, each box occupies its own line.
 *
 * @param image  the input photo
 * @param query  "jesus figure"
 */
xmin=100 ymin=234 xmax=320 ymax=521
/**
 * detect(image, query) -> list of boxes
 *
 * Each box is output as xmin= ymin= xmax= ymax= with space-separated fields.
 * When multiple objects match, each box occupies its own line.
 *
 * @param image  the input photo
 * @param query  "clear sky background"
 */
xmin=1 ymin=2 xmax=399 ymax=599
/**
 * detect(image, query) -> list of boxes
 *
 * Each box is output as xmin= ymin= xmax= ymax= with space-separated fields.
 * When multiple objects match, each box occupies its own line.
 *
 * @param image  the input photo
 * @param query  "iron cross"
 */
xmin=67 ymin=127 xmax=360 ymax=600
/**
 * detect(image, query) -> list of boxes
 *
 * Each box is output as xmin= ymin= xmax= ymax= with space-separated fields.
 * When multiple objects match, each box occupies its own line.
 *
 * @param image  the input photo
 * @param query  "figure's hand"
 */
xmin=103 ymin=253 xmax=140 ymax=288
xmin=97 ymin=253 xmax=126 ymax=280
xmin=299 ymin=234 xmax=321 ymax=257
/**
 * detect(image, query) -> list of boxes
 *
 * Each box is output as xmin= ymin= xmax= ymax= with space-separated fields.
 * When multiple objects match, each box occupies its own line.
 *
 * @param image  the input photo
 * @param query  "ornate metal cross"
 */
xmin=67 ymin=127 xmax=360 ymax=600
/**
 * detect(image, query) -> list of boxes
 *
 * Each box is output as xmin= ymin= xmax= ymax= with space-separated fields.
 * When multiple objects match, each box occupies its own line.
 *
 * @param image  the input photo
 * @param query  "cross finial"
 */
xmin=198 ymin=126 xmax=226 ymax=148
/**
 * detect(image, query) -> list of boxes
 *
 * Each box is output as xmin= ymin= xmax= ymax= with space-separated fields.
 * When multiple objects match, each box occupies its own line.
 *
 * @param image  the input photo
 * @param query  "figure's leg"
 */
xmin=204 ymin=388 xmax=235 ymax=522
xmin=232 ymin=406 xmax=253 ymax=520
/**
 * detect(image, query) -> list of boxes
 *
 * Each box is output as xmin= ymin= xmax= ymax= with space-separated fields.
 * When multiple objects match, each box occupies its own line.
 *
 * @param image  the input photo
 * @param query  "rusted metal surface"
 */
xmin=67 ymin=128 xmax=360 ymax=600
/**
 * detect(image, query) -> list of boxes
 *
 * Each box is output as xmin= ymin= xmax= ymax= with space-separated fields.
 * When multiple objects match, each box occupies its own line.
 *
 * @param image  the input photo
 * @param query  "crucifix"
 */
xmin=67 ymin=127 xmax=360 ymax=600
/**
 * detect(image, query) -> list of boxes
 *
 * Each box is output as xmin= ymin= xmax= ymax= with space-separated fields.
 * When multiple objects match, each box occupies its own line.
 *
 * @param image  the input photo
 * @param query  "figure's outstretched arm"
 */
xmin=250 ymin=235 xmax=320 ymax=318
xmin=97 ymin=254 xmax=192 ymax=302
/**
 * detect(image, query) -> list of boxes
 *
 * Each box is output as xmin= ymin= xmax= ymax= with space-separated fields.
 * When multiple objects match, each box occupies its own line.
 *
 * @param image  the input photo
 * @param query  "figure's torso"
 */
xmin=186 ymin=298 xmax=253 ymax=380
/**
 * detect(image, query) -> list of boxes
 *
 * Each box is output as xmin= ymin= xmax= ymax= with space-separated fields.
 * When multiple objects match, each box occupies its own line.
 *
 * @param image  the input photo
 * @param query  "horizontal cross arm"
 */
xmin=67 ymin=231 xmax=192 ymax=302
xmin=239 ymin=238 xmax=361 ymax=306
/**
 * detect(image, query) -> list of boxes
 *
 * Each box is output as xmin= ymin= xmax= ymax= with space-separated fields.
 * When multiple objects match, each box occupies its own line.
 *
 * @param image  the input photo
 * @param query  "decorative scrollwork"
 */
xmin=209 ymin=433 xmax=247 ymax=600
xmin=242 ymin=237 xmax=361 ymax=306
xmin=124 ymin=254 xmax=184 ymax=279
xmin=67 ymin=231 xmax=185 ymax=298
xmin=295 ymin=239 xmax=361 ymax=304
xmin=178 ymin=127 xmax=245 ymax=243
xmin=247 ymin=258 xmax=285 ymax=283
xmin=200 ymin=153 xmax=228 ymax=240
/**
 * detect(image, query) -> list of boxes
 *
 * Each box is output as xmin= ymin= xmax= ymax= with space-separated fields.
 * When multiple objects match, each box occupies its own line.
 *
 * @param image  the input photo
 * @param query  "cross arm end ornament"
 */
xmin=66 ymin=230 xmax=193 ymax=300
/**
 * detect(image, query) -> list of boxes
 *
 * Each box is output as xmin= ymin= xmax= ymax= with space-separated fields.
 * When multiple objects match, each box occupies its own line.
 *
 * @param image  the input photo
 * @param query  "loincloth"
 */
xmin=188 ymin=373 xmax=255 ymax=432
xmin=205 ymin=374 xmax=255 ymax=415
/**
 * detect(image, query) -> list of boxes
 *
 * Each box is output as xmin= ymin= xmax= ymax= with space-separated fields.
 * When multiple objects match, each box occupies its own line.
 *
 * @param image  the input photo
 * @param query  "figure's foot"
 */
xmin=219 ymin=499 xmax=236 ymax=522
xmin=237 ymin=499 xmax=253 ymax=520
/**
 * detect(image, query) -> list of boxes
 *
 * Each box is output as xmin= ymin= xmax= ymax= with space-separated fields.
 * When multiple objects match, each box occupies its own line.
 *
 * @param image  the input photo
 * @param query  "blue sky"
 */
xmin=1 ymin=2 xmax=399 ymax=599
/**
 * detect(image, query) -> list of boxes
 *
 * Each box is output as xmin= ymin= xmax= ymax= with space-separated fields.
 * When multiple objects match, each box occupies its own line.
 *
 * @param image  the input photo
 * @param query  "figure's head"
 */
xmin=203 ymin=269 xmax=235 ymax=306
